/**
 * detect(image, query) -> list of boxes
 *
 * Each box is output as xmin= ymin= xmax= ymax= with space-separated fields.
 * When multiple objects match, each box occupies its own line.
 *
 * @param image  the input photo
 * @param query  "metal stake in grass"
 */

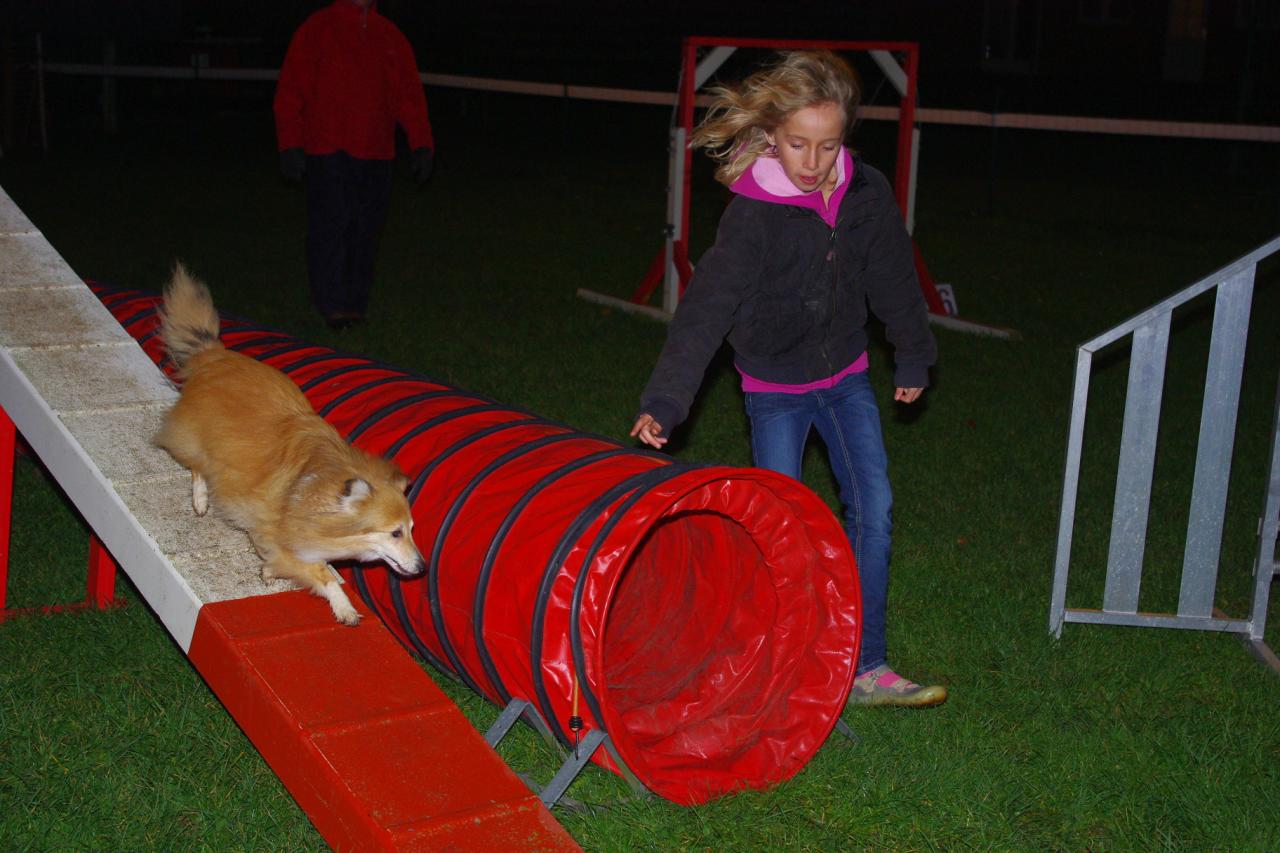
xmin=569 ymin=676 xmax=583 ymax=760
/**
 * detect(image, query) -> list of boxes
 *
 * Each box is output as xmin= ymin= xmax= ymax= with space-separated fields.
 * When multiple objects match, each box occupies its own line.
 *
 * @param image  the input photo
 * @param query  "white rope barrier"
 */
xmin=38 ymin=61 xmax=1280 ymax=143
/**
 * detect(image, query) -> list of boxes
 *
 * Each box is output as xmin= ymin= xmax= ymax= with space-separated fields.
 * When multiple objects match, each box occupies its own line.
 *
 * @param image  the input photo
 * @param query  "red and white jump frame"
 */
xmin=578 ymin=36 xmax=1017 ymax=339
xmin=581 ymin=37 xmax=931 ymax=314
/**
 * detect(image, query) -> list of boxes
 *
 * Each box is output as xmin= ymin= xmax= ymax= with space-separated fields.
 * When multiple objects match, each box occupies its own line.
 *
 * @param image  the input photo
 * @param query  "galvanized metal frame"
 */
xmin=1049 ymin=235 xmax=1280 ymax=674
xmin=484 ymin=697 xmax=649 ymax=811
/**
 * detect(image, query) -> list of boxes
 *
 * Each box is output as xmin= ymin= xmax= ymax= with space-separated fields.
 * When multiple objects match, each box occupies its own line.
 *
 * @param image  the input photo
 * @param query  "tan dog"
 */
xmin=154 ymin=265 xmax=425 ymax=625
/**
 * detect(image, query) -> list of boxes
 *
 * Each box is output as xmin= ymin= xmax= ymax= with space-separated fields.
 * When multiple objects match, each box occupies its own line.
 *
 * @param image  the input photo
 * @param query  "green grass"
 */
xmin=2 ymin=94 xmax=1279 ymax=850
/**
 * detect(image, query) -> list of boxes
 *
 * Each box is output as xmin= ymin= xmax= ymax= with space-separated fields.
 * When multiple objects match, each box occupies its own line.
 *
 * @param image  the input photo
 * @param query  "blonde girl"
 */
xmin=631 ymin=50 xmax=945 ymax=707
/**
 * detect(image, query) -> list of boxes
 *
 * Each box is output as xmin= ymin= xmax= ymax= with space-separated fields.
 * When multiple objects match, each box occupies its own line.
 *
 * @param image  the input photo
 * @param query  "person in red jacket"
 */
xmin=274 ymin=0 xmax=434 ymax=330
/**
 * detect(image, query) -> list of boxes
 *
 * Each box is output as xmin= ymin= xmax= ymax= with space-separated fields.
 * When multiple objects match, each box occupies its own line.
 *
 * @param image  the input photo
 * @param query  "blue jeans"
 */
xmin=744 ymin=370 xmax=891 ymax=675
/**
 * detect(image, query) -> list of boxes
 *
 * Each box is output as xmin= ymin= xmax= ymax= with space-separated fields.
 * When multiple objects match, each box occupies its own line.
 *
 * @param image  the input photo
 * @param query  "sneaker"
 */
xmin=847 ymin=664 xmax=947 ymax=708
xmin=324 ymin=311 xmax=365 ymax=331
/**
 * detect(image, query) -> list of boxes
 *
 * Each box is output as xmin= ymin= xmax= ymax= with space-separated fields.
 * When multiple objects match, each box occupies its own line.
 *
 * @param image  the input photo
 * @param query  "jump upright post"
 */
xmin=576 ymin=36 xmax=1018 ymax=339
xmin=578 ymin=38 xmax=929 ymax=316
xmin=1049 ymin=234 xmax=1280 ymax=673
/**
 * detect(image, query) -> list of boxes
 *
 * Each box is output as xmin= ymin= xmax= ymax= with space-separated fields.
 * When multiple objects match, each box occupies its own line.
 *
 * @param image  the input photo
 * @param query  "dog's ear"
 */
xmin=339 ymin=477 xmax=371 ymax=512
xmin=377 ymin=458 xmax=411 ymax=494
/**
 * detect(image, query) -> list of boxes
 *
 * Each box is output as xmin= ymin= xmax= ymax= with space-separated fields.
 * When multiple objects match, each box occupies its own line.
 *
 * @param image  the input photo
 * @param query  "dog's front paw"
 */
xmin=192 ymin=473 xmax=209 ymax=516
xmin=322 ymin=580 xmax=361 ymax=626
xmin=333 ymin=600 xmax=362 ymax=626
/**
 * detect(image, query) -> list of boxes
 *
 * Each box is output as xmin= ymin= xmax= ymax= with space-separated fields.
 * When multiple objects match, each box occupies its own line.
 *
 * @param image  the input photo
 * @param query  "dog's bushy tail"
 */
xmin=159 ymin=263 xmax=223 ymax=372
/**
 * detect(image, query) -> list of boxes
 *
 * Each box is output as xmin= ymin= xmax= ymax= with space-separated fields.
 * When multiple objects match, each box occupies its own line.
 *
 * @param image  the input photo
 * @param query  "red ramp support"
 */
xmin=98 ymin=283 xmax=863 ymax=806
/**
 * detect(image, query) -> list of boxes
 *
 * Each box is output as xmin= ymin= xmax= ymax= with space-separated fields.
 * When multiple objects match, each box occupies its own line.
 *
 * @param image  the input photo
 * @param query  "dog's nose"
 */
xmin=407 ymin=555 xmax=426 ymax=576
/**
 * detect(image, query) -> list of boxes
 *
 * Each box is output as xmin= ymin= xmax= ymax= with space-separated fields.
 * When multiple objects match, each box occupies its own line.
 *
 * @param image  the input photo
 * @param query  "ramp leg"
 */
xmin=86 ymin=534 xmax=119 ymax=608
xmin=0 ymin=406 xmax=13 ymax=612
xmin=0 ymin=404 xmax=121 ymax=620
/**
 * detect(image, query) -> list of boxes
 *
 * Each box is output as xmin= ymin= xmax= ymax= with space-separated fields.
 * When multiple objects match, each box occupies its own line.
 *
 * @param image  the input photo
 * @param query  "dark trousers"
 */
xmin=305 ymin=152 xmax=393 ymax=319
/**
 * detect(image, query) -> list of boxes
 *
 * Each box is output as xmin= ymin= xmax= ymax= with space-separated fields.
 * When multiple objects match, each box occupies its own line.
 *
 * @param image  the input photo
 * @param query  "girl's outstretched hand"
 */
xmin=630 ymin=414 xmax=668 ymax=449
xmin=894 ymin=387 xmax=924 ymax=404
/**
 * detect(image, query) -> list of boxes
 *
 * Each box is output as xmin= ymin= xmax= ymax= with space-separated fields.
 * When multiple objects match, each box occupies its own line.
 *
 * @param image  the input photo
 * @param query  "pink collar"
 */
xmin=729 ymin=147 xmax=854 ymax=227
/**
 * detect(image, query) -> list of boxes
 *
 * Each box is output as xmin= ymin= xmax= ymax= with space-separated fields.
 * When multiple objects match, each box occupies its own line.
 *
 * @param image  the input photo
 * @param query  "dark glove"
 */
xmin=279 ymin=147 xmax=305 ymax=183
xmin=409 ymin=147 xmax=434 ymax=185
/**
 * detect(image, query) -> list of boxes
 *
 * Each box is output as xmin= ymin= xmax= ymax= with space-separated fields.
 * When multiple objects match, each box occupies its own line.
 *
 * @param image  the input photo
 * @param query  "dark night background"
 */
xmin=4 ymin=0 xmax=1278 ymax=130
xmin=1 ymin=7 xmax=1279 ymax=850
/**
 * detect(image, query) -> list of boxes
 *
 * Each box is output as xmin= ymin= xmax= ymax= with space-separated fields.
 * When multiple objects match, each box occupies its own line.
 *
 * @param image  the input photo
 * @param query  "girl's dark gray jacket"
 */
xmin=639 ymin=158 xmax=937 ymax=434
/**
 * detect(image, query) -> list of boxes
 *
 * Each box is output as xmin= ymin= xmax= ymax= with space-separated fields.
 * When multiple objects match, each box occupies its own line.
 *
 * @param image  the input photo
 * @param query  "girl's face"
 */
xmin=766 ymin=102 xmax=846 ymax=194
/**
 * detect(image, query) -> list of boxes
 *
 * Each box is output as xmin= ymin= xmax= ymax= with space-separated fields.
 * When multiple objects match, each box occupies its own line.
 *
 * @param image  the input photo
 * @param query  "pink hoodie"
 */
xmin=729 ymin=148 xmax=868 ymax=393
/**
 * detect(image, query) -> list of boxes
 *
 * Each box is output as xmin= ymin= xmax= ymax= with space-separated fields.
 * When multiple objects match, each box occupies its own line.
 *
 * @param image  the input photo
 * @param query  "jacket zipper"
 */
xmin=821 ymin=221 xmax=839 ymax=379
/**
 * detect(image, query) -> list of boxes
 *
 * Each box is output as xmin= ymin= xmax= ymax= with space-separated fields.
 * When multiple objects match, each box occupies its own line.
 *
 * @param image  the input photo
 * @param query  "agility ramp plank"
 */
xmin=0 ymin=185 xmax=580 ymax=852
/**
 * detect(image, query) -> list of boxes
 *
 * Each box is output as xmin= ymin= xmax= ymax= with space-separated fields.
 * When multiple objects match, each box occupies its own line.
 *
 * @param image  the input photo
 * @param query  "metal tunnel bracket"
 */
xmin=484 ymin=698 xmax=650 ymax=812
xmin=484 ymin=697 xmax=560 ymax=753
xmin=832 ymin=717 xmax=861 ymax=746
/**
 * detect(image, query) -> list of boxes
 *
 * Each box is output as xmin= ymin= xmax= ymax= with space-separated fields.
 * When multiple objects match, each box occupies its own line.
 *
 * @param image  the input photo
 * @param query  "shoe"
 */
xmin=846 ymin=664 xmax=947 ymax=708
xmin=324 ymin=312 xmax=364 ymax=331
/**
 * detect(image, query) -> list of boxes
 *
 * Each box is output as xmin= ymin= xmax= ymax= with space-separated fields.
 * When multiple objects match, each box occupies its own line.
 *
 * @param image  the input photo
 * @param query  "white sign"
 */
xmin=934 ymin=283 xmax=959 ymax=317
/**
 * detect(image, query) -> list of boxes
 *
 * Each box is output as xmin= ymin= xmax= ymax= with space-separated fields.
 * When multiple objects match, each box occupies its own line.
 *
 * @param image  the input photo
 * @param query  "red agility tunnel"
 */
xmin=94 ymin=283 xmax=861 ymax=805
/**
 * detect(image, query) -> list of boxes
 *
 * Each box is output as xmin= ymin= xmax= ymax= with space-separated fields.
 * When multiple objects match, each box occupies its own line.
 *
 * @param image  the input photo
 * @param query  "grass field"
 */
xmin=1 ymin=90 xmax=1279 ymax=851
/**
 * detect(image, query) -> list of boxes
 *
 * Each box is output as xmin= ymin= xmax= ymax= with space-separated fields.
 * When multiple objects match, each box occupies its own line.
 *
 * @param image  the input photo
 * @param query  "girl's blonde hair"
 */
xmin=691 ymin=50 xmax=861 ymax=186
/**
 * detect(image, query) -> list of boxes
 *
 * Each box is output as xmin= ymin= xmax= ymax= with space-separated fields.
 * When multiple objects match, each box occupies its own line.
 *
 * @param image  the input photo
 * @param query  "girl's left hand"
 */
xmin=894 ymin=387 xmax=923 ymax=404
xmin=630 ymin=413 xmax=668 ymax=449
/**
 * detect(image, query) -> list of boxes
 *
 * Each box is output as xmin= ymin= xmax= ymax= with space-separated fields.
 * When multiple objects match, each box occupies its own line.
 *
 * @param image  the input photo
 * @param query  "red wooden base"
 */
xmin=188 ymin=590 xmax=581 ymax=852
xmin=0 ymin=597 xmax=126 ymax=624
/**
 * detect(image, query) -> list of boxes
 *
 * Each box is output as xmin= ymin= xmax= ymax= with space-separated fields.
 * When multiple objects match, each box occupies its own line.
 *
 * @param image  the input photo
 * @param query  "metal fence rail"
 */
xmin=1049 ymin=234 xmax=1280 ymax=673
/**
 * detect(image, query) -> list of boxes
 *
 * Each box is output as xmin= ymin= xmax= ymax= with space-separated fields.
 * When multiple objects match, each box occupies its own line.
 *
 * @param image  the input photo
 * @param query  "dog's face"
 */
xmin=297 ymin=471 xmax=426 ymax=577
